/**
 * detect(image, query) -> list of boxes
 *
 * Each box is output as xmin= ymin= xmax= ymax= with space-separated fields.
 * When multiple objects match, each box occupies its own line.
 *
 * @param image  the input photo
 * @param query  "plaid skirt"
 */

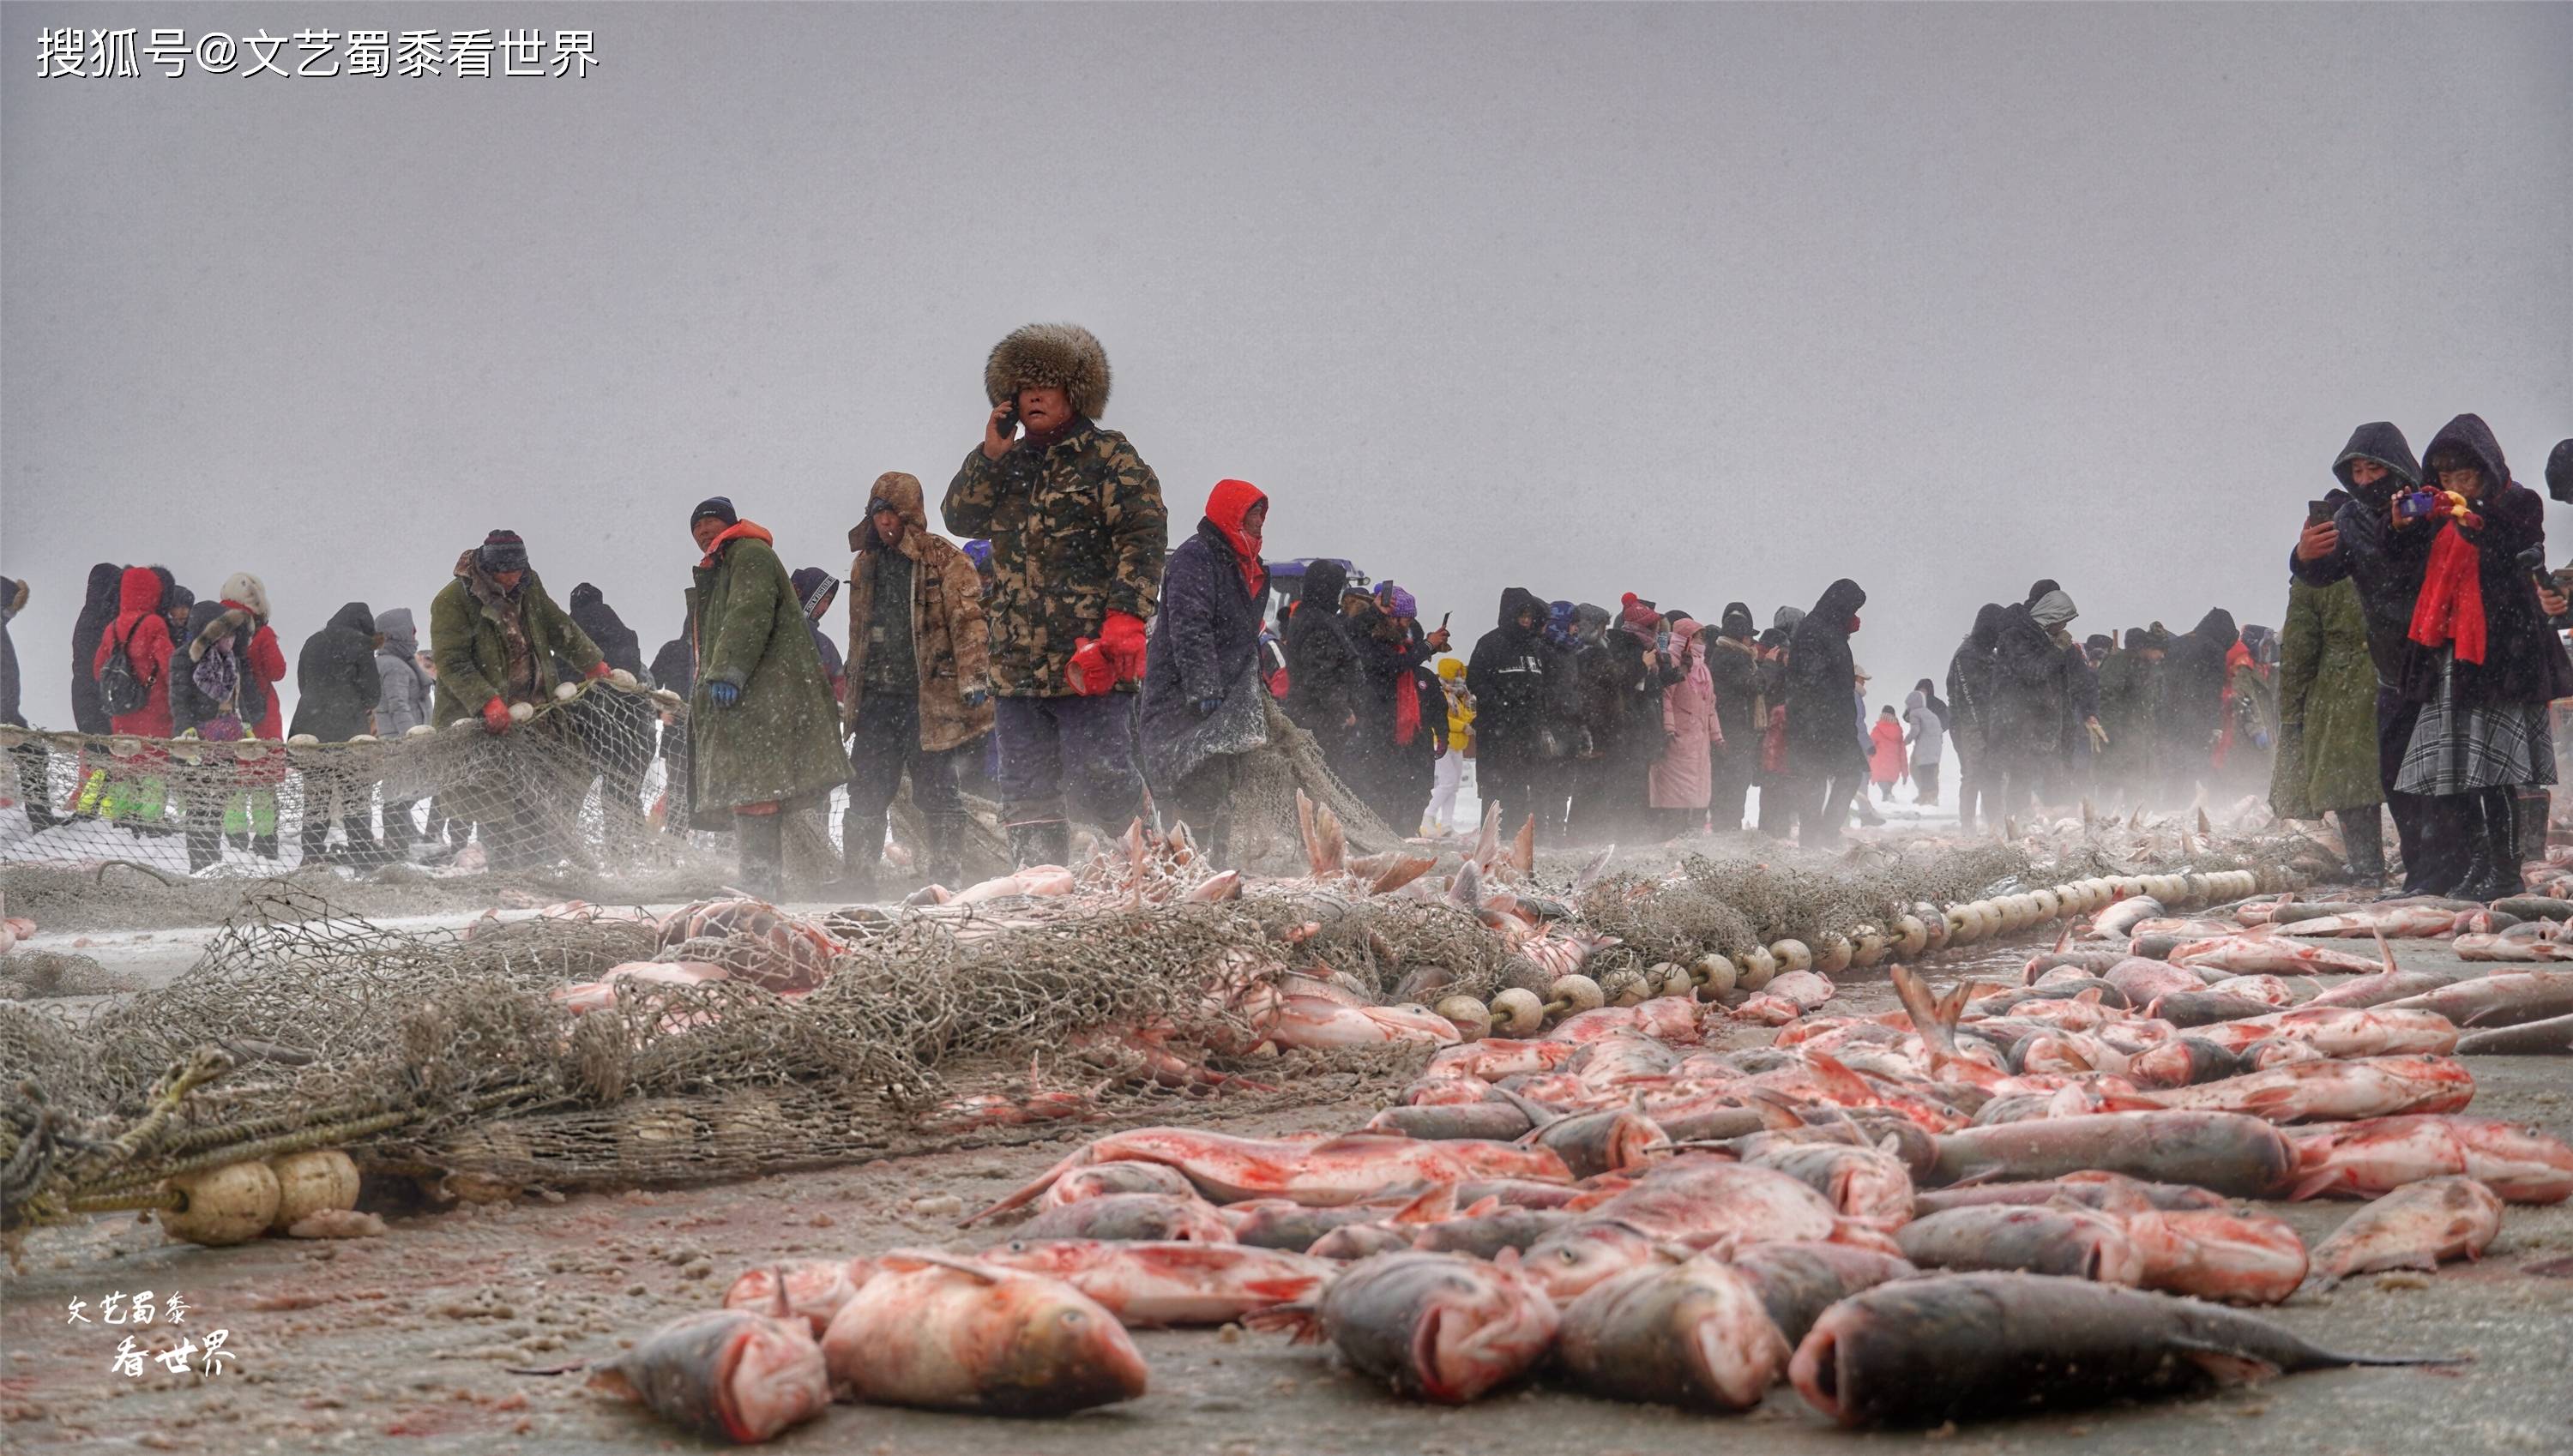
xmin=2393 ymin=650 xmax=2558 ymax=796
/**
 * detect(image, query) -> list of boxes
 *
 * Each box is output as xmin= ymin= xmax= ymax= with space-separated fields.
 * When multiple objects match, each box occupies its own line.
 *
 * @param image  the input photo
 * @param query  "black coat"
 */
xmin=2158 ymin=607 xmax=2239 ymax=756
xmin=1706 ymin=633 xmax=1762 ymax=754
xmin=0 ymin=575 xmax=22 ymax=728
xmin=70 ymin=563 xmax=121 ymax=735
xmin=1990 ymin=604 xmax=2068 ymax=761
xmin=568 ymin=584 xmax=646 ymax=677
xmin=289 ymin=601 xmax=383 ymax=742
xmin=2398 ymin=414 xmax=2573 ymax=708
xmin=1283 ymin=560 xmax=1365 ymax=738
xmin=1467 ymin=587 xmax=1564 ymax=761
xmin=2289 ymin=421 xmax=2428 ymax=686
xmin=1142 ymin=519 xmax=1268 ymax=788
xmin=1784 ymin=579 xmax=1866 ymax=775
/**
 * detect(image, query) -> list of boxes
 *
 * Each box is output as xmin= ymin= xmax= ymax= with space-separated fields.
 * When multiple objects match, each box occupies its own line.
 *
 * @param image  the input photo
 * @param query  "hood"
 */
xmin=1671 ymin=617 xmax=1705 ymax=647
xmin=116 ymin=565 xmax=164 ymax=616
xmin=166 ymin=584 xmax=194 ymax=622
xmin=1573 ymin=603 xmax=1611 ymax=644
xmin=2333 ymin=421 xmax=2422 ymax=500
xmin=220 ymin=572 xmax=269 ymax=621
xmin=2025 ymin=579 xmax=2061 ymax=607
xmin=2191 ymin=607 xmax=2239 ymax=648
xmin=2549 ymin=438 xmax=2573 ymax=505
xmin=868 ymin=471 xmax=929 ymax=530
xmin=1772 ymin=605 xmax=1806 ymax=634
xmin=1719 ymin=602 xmax=1754 ymax=640
xmin=1497 ymin=586 xmax=1546 ymax=633
xmin=699 ymin=520 xmax=776 ymax=567
xmin=83 ymin=563 xmax=123 ymax=617
xmin=1202 ymin=478 xmax=1268 ymax=579
xmin=1967 ymin=603 xmax=2004 ymax=650
xmin=570 ymin=582 xmax=604 ymax=611
xmin=1437 ymin=657 xmax=1465 ymax=681
xmin=376 ymin=608 xmax=417 ymax=653
xmin=1300 ymin=559 xmax=1351 ymax=615
xmin=2029 ymin=589 xmax=2078 ymax=631
xmin=791 ymin=567 xmax=840 ymax=620
xmin=2421 ymin=413 xmax=2510 ymax=495
xmin=1906 ymin=689 xmax=1926 ymax=713
xmin=328 ymin=601 xmax=376 ymax=636
xmin=1810 ymin=578 xmax=1866 ymax=625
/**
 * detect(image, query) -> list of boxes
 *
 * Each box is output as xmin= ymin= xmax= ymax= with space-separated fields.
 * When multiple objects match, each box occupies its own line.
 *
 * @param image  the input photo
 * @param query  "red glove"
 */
xmin=585 ymin=660 xmax=612 ymax=681
xmin=1066 ymin=639 xmax=1116 ymax=697
xmin=482 ymin=696 xmax=513 ymax=735
xmin=1101 ymin=611 xmax=1149 ymax=683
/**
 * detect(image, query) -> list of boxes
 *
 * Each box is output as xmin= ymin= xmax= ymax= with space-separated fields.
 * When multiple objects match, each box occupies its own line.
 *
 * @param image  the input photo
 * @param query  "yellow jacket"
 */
xmin=1437 ymin=657 xmax=1474 ymax=747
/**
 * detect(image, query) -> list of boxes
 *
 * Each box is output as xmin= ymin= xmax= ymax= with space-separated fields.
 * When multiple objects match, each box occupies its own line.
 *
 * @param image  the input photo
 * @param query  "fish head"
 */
xmin=1523 ymin=1220 xmax=1680 ymax=1302
xmin=1413 ymin=1260 xmax=1561 ymax=1403
xmin=985 ymin=1277 xmax=1151 ymax=1412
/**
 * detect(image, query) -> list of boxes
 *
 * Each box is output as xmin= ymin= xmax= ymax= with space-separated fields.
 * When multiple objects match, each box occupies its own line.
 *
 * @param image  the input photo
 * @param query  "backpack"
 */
xmin=98 ymin=625 xmax=155 ymax=718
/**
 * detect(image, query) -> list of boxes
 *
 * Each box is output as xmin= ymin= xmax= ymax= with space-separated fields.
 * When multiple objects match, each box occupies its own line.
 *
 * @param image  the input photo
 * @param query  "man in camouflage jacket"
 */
xmin=943 ymin=323 xmax=1166 ymax=866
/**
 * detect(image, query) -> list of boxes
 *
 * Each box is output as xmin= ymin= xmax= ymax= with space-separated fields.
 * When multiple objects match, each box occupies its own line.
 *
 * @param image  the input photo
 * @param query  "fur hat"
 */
xmin=219 ymin=572 xmax=270 ymax=621
xmin=985 ymin=323 xmax=1111 ymax=420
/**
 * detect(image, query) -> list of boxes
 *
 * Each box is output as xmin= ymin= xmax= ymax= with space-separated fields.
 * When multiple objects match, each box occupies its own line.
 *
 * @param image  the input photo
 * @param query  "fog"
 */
xmin=5 ymin=3 xmax=2569 ymax=729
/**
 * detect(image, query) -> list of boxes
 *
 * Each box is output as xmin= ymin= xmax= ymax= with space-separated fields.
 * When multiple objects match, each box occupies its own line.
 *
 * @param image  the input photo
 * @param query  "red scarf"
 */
xmin=1394 ymin=671 xmax=1422 ymax=747
xmin=2408 ymin=520 xmax=2486 ymax=665
xmin=1203 ymin=478 xmax=1268 ymax=599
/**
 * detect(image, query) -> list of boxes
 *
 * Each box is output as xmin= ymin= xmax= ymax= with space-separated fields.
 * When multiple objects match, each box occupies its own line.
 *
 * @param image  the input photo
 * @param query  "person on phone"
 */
xmin=1357 ymin=581 xmax=1448 ymax=834
xmin=943 ymin=323 xmax=1166 ymax=868
xmin=2388 ymin=416 xmax=2573 ymax=899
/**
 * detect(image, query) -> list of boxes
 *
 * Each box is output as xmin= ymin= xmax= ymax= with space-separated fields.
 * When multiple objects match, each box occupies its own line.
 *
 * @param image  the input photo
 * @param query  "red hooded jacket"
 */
xmin=93 ymin=567 xmax=175 ymax=737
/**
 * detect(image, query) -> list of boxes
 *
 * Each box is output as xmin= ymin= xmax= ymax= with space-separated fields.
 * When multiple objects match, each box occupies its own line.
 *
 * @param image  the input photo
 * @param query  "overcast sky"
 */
xmin=5 ymin=3 xmax=2569 ymax=728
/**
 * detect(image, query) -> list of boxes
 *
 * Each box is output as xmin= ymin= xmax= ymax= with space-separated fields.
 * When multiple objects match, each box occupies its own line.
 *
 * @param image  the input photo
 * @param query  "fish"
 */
xmin=2119 ymin=1208 xmax=2308 ymax=1304
xmin=1552 ymin=1259 xmax=1793 ymax=1411
xmin=1038 ymin=1161 xmax=1201 ymax=1208
xmin=2103 ymin=957 xmax=2210 ymax=1006
xmin=976 ymin=1240 xmax=1331 ymax=1326
xmin=1567 ymin=1156 xmax=1899 ymax=1254
xmin=818 ymin=1253 xmax=1148 ymax=1414
xmin=585 ymin=1310 xmax=831 ymax=1444
xmin=1789 ymin=1272 xmax=2454 ymax=1428
xmin=1547 ymin=996 xmax=1705 ymax=1045
xmin=2170 ymin=926 xmax=2389 ymax=976
xmin=1723 ymin=1242 xmax=1917 ymax=1346
xmin=1913 ymin=1170 xmax=2228 ymax=1217
xmin=2148 ymin=989 xmax=2296 ymax=1028
xmin=2287 ymin=1115 xmax=2573 ymax=1203
xmin=1012 ymin=1193 xmax=1237 ymax=1243
xmin=1364 ymin=1103 xmax=1539 ymax=1141
xmin=2308 ymin=1176 xmax=2504 ymax=1289
xmin=1306 ymin=1221 xmax=1421 ymax=1260
xmin=2087 ymin=895 xmax=2166 ymax=941
xmin=1767 ymin=969 xmax=1837 ymax=1011
xmin=2454 ymin=1011 xmax=2573 ymax=1054
xmin=2275 ymin=904 xmax=2472 ymax=937
xmin=1217 ymin=1200 xmax=1402 ymax=1251
xmin=2381 ymin=971 xmax=2573 ymax=1027
xmin=1406 ymin=1204 xmax=1576 ymax=1258
xmin=1895 ymin=1204 xmax=2145 ymax=1284
xmin=2305 ymin=968 xmax=2469 ymax=1009
xmin=2126 ymin=1036 xmax=2248 ymax=1089
xmin=1271 ymin=995 xmax=1462 ymax=1050
xmin=2138 ymin=1054 xmax=2474 ymax=1124
xmin=1511 ymin=1098 xmax=1671 ymax=1181
xmin=1426 ymin=1038 xmax=1582 ymax=1080
xmin=720 ymin=1259 xmax=877 ymax=1337
xmin=1521 ymin=1218 xmax=1690 ymax=1301
xmin=968 ymin=1129 xmax=1573 ymax=1223
xmin=1743 ymin=1141 xmax=1915 ymax=1223
xmin=1249 ymin=1251 xmax=1560 ymax=1403
xmin=2190 ymin=1005 xmax=2461 ymax=1058
xmin=1926 ymin=1110 xmax=2299 ymax=1197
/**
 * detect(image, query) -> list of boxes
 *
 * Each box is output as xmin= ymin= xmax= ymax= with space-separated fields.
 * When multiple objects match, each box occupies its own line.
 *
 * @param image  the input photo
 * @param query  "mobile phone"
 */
xmin=2305 ymin=499 xmax=2335 ymax=527
xmin=992 ymin=405 xmax=1019 ymax=439
xmin=2394 ymin=488 xmax=2437 ymax=523
xmin=1437 ymin=612 xmax=1450 ymax=632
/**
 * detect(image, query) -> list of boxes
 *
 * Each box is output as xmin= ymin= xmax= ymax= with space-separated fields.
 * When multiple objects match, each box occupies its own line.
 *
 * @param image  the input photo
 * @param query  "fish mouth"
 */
xmin=1788 ymin=1326 xmax=1846 ymax=1422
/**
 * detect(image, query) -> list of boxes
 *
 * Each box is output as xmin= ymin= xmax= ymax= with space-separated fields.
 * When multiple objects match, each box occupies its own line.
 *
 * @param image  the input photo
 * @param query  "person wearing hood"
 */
xmin=1945 ymin=604 xmax=2004 ymax=833
xmin=2028 ymin=587 xmax=2099 ymax=804
xmin=944 ymin=323 xmax=1165 ymax=864
xmin=87 ymin=566 xmax=178 ymax=832
xmin=1143 ymin=479 xmax=1273 ymax=859
xmin=1867 ymin=704 xmax=1906 ymax=802
xmin=2292 ymin=421 xmax=2467 ymax=890
xmin=1356 ymin=581 xmax=1450 ymax=835
xmin=1701 ymin=604 xmax=1761 ymax=833
xmin=2269 ymin=552 xmax=2388 ymax=882
xmin=2092 ymin=629 xmax=2141 ymax=803
xmin=1648 ymin=615 xmax=1717 ymax=836
xmin=1284 ymin=559 xmax=1367 ymax=774
xmin=429 ymin=529 xmax=610 ymax=869
xmin=69 ymin=563 xmax=124 ymax=740
xmin=2152 ymin=605 xmax=2240 ymax=804
xmin=289 ymin=601 xmax=385 ymax=865
xmin=1904 ymin=679 xmax=1945 ymax=805
xmin=842 ymin=473 xmax=995 ymax=893
xmin=1467 ymin=587 xmax=1572 ymax=844
xmin=371 ymin=607 xmax=435 ymax=858
xmin=2387 ymin=416 xmax=2573 ymax=899
xmin=1587 ymin=594 xmax=1686 ymax=843
xmin=558 ymin=582 xmax=656 ymax=849
xmin=1782 ymin=579 xmax=1867 ymax=845
xmin=786 ymin=569 xmax=846 ymax=705
xmin=1427 ymin=656 xmax=1475 ymax=835
xmin=168 ymin=592 xmax=281 ymax=864
xmin=202 ymin=573 xmax=288 ymax=743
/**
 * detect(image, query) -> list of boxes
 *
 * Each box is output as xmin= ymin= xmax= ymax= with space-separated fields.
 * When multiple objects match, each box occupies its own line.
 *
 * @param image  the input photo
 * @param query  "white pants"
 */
xmin=1428 ymin=749 xmax=1465 ymax=832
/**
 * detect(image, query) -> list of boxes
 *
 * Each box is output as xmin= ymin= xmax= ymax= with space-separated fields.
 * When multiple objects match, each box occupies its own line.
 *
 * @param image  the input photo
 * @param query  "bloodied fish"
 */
xmin=2190 ymin=1006 xmax=2461 ymax=1058
xmin=2455 ymin=1012 xmax=2573 ymax=1055
xmin=2138 ymin=1055 xmax=2474 ymax=1124
xmin=1552 ymin=1259 xmax=1794 ymax=1412
xmin=2287 ymin=1115 xmax=2573 ymax=1203
xmin=721 ymin=1259 xmax=878 ymax=1337
xmin=1427 ymin=1038 xmax=1582 ymax=1081
xmin=1927 ymin=1111 xmax=2299 ymax=1198
xmin=2119 ymin=1208 xmax=2309 ymax=1305
xmin=1249 ymin=1251 xmax=1560 ymax=1404
xmin=1567 ymin=1155 xmax=1896 ymax=1254
xmin=1723 ymin=1242 xmax=1918 ymax=1347
xmin=1011 ymin=1193 xmax=1237 ymax=1244
xmin=2087 ymin=895 xmax=2166 ymax=941
xmin=976 ymin=1240 xmax=1332 ymax=1326
xmin=2307 ymin=1176 xmax=2505 ymax=1289
xmin=967 ymin=1129 xmax=1572 ymax=1223
xmin=1037 ymin=1161 xmax=1201 ymax=1208
xmin=1218 ymin=1200 xmax=1406 ymax=1251
xmin=1742 ymin=1141 xmax=1915 ymax=1224
xmin=1895 ymin=1204 xmax=2146 ymax=1284
xmin=1509 ymin=1098 xmax=1672 ymax=1181
xmin=2170 ymin=927 xmax=2389 ymax=976
xmin=585 ymin=1310 xmax=831 ymax=1444
xmin=1788 ymin=1272 xmax=2455 ymax=1428
xmin=1912 ymin=1170 xmax=2230 ymax=1218
xmin=2305 ymin=968 xmax=2469 ymax=1009
xmin=1521 ymin=1218 xmax=1691 ymax=1302
xmin=2382 ymin=972 xmax=2573 ymax=1028
xmin=818 ymin=1254 xmax=1148 ymax=1415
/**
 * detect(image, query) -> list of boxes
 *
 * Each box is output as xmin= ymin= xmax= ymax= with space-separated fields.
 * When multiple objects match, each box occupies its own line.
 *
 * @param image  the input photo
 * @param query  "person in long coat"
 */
xmin=289 ymin=601 xmax=383 ymax=863
xmin=1283 ymin=559 xmax=1365 ymax=783
xmin=1945 ymin=604 xmax=2003 ymax=833
xmin=1649 ymin=616 xmax=1716 ymax=835
xmin=430 ymin=530 xmax=609 ymax=869
xmin=688 ymin=499 xmax=852 ymax=899
xmin=1142 ymin=478 xmax=1269 ymax=861
xmin=1704 ymin=603 xmax=1761 ymax=832
xmin=1467 ymin=587 xmax=1570 ymax=845
xmin=2270 ymin=574 xmax=2385 ymax=881
xmin=1783 ymin=579 xmax=1867 ymax=846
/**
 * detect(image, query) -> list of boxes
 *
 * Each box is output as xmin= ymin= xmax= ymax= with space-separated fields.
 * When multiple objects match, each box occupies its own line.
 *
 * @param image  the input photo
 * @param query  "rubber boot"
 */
xmin=253 ymin=831 xmax=281 ymax=862
xmin=2454 ymin=790 xmax=2523 ymax=902
xmin=840 ymin=803 xmax=884 ymax=900
xmin=737 ymin=812 xmax=785 ymax=902
xmin=2516 ymin=786 xmax=2552 ymax=869
xmin=341 ymin=815 xmax=388 ymax=869
xmin=923 ymin=814 xmax=964 ymax=890
xmin=2336 ymin=803 xmax=2386 ymax=890
xmin=299 ymin=815 xmax=332 ymax=867
xmin=185 ymin=820 xmax=221 ymax=875
xmin=382 ymin=803 xmax=418 ymax=861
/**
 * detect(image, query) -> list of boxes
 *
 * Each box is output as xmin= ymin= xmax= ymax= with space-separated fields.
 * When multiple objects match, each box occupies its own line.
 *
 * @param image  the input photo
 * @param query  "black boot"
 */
xmin=737 ymin=812 xmax=785 ymax=902
xmin=253 ymin=830 xmax=281 ymax=862
xmin=1007 ymin=819 xmax=1069 ymax=870
xmin=923 ymin=814 xmax=964 ymax=890
xmin=2516 ymin=786 xmax=2552 ymax=868
xmin=840 ymin=805 xmax=884 ymax=899
xmin=2337 ymin=803 xmax=2387 ymax=889
xmin=2453 ymin=790 xmax=2524 ymax=902
xmin=299 ymin=815 xmax=331 ymax=866
xmin=186 ymin=821 xmax=221 ymax=875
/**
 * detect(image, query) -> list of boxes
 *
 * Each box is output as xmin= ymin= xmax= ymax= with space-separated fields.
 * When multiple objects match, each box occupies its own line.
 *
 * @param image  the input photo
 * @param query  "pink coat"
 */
xmin=1869 ymin=718 xmax=1907 ymax=784
xmin=1651 ymin=626 xmax=1717 ymax=809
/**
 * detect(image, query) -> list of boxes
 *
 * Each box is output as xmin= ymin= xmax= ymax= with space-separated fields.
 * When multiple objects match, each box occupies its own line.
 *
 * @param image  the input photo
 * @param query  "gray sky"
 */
xmin=6 ymin=3 xmax=2570 ymax=728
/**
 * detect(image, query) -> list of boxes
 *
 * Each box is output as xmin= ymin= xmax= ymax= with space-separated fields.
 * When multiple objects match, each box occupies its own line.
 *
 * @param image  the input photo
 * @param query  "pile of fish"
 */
xmin=558 ymin=869 xmax=2573 ymax=1442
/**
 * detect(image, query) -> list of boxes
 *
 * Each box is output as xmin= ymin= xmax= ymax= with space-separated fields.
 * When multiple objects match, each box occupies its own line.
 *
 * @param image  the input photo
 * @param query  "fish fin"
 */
xmin=1509 ymin=815 xmax=1537 ymax=877
xmin=2054 ymin=925 xmax=2072 ymax=953
xmin=1462 ymin=1195 xmax=1503 ymax=1218
xmin=1241 ymin=1303 xmax=1325 ymax=1344
xmin=1389 ymin=1184 xmax=1457 ymax=1224
xmin=2198 ymin=807 xmax=2214 ymax=838
xmin=580 ymin=1366 xmax=636 ymax=1398
xmin=1574 ymin=845 xmax=1616 ymax=892
xmin=1491 ymin=1084 xmax=1562 ymax=1132
xmin=2170 ymin=1342 xmax=2282 ymax=1387
xmin=1244 ymin=1277 xmax=1320 ymax=1303
xmin=961 ymin=1145 xmax=1093 ymax=1226
xmin=2375 ymin=926 xmax=2396 ymax=976
xmin=1473 ymin=800 xmax=1502 ymax=869
xmin=886 ymin=1251 xmax=1005 ymax=1283
xmin=1448 ymin=859 xmax=1483 ymax=913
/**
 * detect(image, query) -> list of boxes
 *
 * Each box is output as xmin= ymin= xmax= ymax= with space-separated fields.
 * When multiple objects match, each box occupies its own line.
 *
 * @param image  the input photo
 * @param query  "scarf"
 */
xmin=2408 ymin=519 xmax=2486 ymax=665
xmin=1202 ymin=478 xmax=1269 ymax=599
xmin=1394 ymin=668 xmax=1423 ymax=748
xmin=697 ymin=519 xmax=776 ymax=570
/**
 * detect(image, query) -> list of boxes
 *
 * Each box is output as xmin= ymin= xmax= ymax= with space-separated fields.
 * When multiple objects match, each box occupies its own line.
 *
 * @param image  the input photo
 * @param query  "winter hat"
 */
xmin=477 ymin=531 xmax=528 ymax=575
xmin=790 ymin=567 xmax=839 ymax=619
xmin=1772 ymin=605 xmax=1806 ymax=633
xmin=2547 ymin=439 xmax=2573 ymax=505
xmin=985 ymin=322 xmax=1112 ymax=420
xmin=2026 ymin=579 xmax=2061 ymax=607
xmin=1377 ymin=582 xmax=1418 ymax=620
xmin=1720 ymin=603 xmax=1755 ymax=640
xmin=2086 ymin=633 xmax=2113 ymax=654
xmin=2030 ymin=590 xmax=2078 ymax=630
xmin=689 ymin=497 xmax=738 ymax=528
xmin=219 ymin=571 xmax=271 ymax=620
xmin=1619 ymin=593 xmax=1659 ymax=634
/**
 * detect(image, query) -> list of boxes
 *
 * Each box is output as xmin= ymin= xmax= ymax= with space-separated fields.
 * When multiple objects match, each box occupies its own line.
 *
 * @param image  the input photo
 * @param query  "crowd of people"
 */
xmin=3 ymin=322 xmax=2568 ymax=898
